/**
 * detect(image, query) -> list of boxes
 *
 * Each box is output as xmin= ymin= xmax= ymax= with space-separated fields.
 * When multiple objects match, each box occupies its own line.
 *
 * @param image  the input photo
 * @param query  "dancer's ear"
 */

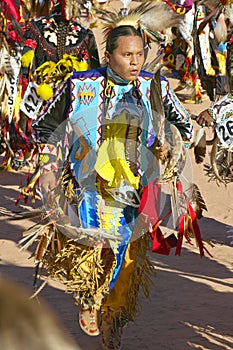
xmin=105 ymin=51 xmax=110 ymax=63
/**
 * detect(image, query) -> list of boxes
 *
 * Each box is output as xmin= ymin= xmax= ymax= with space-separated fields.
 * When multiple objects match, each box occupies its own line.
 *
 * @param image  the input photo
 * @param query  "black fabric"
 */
xmin=163 ymin=93 xmax=191 ymax=140
xmin=21 ymin=12 xmax=100 ymax=78
xmin=34 ymin=84 xmax=70 ymax=145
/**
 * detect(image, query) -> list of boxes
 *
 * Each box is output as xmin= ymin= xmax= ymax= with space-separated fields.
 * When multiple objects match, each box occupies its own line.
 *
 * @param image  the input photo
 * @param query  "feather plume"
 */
xmin=143 ymin=54 xmax=165 ymax=73
xmin=29 ymin=0 xmax=50 ymax=17
xmin=201 ymin=0 xmax=222 ymax=10
xmin=214 ymin=12 xmax=228 ymax=44
xmin=96 ymin=3 xmax=152 ymax=34
xmin=140 ymin=1 xmax=182 ymax=34
xmin=34 ymin=232 xmax=49 ymax=264
xmin=225 ymin=4 xmax=233 ymax=26
xmin=189 ymin=183 xmax=207 ymax=219
xmin=210 ymin=136 xmax=226 ymax=184
xmin=8 ymin=208 xmax=44 ymax=219
xmin=55 ymin=232 xmax=62 ymax=255
xmin=63 ymin=0 xmax=83 ymax=20
xmin=96 ymin=2 xmax=182 ymax=38
xmin=150 ymin=67 xmax=185 ymax=183
xmin=150 ymin=67 xmax=165 ymax=141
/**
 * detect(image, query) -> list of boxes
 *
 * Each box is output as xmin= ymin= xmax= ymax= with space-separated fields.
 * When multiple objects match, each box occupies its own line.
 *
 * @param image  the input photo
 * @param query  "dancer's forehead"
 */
xmin=106 ymin=25 xmax=142 ymax=53
xmin=112 ymin=35 xmax=144 ymax=52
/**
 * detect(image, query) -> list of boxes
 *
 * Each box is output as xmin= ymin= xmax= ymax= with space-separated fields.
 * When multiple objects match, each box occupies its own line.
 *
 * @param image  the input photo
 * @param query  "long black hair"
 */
xmin=106 ymin=25 xmax=142 ymax=53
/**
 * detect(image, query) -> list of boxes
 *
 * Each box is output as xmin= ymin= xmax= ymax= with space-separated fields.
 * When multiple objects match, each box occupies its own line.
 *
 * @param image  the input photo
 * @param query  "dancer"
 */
xmin=3 ymin=0 xmax=100 ymax=171
xmin=19 ymin=3 xmax=211 ymax=348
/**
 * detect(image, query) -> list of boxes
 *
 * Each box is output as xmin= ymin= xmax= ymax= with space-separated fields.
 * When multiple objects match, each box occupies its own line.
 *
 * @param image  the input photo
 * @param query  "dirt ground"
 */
xmin=0 ymin=3 xmax=233 ymax=349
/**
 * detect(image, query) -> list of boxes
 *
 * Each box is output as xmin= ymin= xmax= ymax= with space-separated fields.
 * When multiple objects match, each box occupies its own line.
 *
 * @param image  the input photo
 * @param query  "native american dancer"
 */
xmin=16 ymin=3 xmax=213 ymax=348
xmin=162 ymin=0 xmax=204 ymax=103
xmin=13 ymin=0 xmax=100 ymax=200
xmin=189 ymin=2 xmax=233 ymax=184
xmin=1 ymin=0 xmax=99 ymax=171
xmin=162 ymin=1 xmax=233 ymax=102
xmin=192 ymin=1 xmax=233 ymax=101
xmin=226 ymin=21 xmax=233 ymax=90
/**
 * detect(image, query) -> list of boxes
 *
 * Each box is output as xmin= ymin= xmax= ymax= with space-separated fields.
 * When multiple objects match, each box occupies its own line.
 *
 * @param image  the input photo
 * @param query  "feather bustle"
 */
xmin=190 ymin=183 xmax=207 ymax=219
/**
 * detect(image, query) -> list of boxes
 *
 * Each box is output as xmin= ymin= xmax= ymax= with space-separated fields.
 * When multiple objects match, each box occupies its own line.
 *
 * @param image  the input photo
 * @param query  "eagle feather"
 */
xmin=189 ymin=183 xmax=208 ymax=219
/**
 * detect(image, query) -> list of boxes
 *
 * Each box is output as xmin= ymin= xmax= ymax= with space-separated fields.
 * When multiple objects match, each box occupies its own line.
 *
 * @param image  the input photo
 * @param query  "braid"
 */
xmin=57 ymin=20 xmax=69 ymax=60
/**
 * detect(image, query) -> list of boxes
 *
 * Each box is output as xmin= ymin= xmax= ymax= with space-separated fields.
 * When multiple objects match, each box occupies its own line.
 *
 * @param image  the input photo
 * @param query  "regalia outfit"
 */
xmin=29 ymin=65 xmax=193 ymax=349
xmin=18 ymin=2 xmax=210 ymax=349
xmin=8 ymin=1 xmax=100 ymax=171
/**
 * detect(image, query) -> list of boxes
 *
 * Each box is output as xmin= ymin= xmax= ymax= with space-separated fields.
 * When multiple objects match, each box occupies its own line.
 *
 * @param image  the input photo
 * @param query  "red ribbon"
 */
xmin=2 ymin=0 xmax=20 ymax=21
xmin=175 ymin=214 xmax=184 ymax=255
xmin=137 ymin=179 xmax=177 ymax=255
xmin=187 ymin=202 xmax=204 ymax=256
xmin=163 ymin=0 xmax=176 ymax=11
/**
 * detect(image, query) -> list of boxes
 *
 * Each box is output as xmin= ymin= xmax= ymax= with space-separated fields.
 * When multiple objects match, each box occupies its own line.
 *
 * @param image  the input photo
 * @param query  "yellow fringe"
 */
xmin=21 ymin=50 xmax=34 ymax=67
xmin=102 ymin=234 xmax=155 ymax=326
xmin=43 ymin=234 xmax=116 ymax=311
xmin=122 ymin=235 xmax=155 ymax=322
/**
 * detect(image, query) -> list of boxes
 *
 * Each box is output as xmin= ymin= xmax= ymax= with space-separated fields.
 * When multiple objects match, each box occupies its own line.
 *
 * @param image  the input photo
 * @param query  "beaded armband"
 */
xmin=38 ymin=144 xmax=58 ymax=174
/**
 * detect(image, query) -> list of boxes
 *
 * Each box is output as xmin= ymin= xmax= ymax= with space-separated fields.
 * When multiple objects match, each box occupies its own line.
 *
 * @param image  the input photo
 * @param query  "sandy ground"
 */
xmin=0 ymin=4 xmax=233 ymax=349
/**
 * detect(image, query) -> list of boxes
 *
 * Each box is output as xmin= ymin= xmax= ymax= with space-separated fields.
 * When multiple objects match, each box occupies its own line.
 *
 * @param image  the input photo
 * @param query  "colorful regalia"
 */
xmin=1 ymin=1 xmax=100 ymax=171
xmin=18 ymin=65 xmax=200 ymax=329
xmin=16 ymin=3 xmax=213 ymax=347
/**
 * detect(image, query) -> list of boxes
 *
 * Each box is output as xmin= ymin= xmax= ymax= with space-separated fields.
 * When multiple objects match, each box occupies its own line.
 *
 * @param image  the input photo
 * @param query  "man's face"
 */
xmin=105 ymin=35 xmax=145 ymax=81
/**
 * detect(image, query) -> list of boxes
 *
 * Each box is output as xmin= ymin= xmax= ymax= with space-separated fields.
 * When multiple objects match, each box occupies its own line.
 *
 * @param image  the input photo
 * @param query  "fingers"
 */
xmin=196 ymin=110 xmax=215 ymax=127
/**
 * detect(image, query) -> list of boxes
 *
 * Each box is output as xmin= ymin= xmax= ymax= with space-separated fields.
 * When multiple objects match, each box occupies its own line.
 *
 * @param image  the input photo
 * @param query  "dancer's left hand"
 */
xmin=196 ymin=110 xmax=215 ymax=127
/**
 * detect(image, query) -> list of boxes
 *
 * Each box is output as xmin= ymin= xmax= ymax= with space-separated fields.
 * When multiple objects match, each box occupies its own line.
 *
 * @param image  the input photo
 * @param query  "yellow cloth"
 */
xmin=94 ymin=113 xmax=139 ymax=189
xmin=216 ymin=52 xmax=226 ymax=75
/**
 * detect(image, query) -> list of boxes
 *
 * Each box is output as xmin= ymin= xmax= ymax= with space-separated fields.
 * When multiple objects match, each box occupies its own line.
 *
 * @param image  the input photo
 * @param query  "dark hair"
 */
xmin=106 ymin=25 xmax=142 ymax=53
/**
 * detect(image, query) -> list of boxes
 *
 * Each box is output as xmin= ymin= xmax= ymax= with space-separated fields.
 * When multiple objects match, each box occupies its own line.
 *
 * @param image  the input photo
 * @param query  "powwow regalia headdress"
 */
xmin=95 ymin=1 xmax=183 ymax=43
